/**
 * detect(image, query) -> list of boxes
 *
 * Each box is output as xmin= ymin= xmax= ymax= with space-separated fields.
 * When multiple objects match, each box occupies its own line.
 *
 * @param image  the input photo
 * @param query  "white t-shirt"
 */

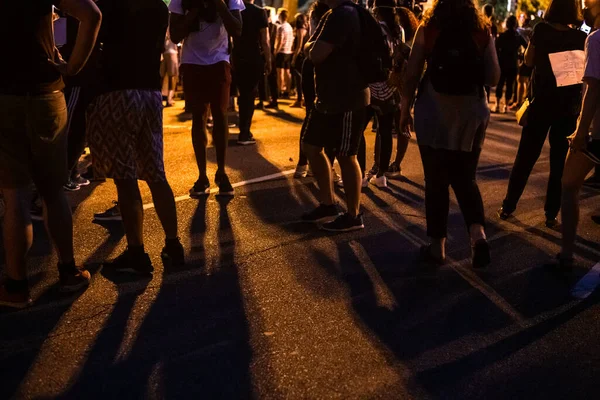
xmin=169 ymin=0 xmax=245 ymax=66
xmin=276 ymin=22 xmax=294 ymax=55
xmin=583 ymin=30 xmax=600 ymax=139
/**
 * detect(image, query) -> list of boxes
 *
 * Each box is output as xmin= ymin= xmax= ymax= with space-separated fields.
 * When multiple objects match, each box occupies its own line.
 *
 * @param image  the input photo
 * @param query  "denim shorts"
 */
xmin=0 ymin=92 xmax=68 ymax=191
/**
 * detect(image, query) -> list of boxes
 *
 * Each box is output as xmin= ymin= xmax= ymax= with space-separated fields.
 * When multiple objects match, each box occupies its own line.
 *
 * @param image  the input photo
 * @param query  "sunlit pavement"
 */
xmin=1 ymin=100 xmax=600 ymax=399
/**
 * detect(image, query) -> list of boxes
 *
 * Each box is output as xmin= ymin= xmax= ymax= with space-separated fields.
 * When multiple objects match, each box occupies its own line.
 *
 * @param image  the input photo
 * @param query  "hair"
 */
xmin=279 ymin=8 xmax=289 ymax=22
xmin=374 ymin=6 xmax=402 ymax=41
xmin=506 ymin=15 xmax=518 ymax=30
xmin=422 ymin=0 xmax=488 ymax=32
xmin=482 ymin=3 xmax=493 ymax=18
xmin=310 ymin=1 xmax=330 ymax=26
xmin=295 ymin=13 xmax=308 ymax=30
xmin=543 ymin=0 xmax=583 ymax=25
xmin=397 ymin=7 xmax=419 ymax=42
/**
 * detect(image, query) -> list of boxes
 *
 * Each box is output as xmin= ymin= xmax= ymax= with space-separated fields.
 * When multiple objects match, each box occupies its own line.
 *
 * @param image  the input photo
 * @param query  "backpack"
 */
xmin=345 ymin=3 xmax=392 ymax=84
xmin=425 ymin=27 xmax=488 ymax=96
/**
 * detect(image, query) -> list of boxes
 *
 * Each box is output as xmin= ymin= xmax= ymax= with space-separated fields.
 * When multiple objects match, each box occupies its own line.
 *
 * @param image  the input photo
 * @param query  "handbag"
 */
xmin=516 ymin=98 xmax=531 ymax=127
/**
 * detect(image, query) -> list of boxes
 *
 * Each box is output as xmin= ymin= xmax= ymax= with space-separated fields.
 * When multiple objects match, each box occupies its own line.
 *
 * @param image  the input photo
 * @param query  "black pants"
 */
xmin=358 ymin=106 xmax=394 ymax=176
xmin=267 ymin=64 xmax=278 ymax=104
xmin=234 ymin=59 xmax=263 ymax=136
xmin=496 ymin=68 xmax=518 ymax=103
xmin=65 ymin=85 xmax=91 ymax=178
xmin=420 ymin=145 xmax=485 ymax=238
xmin=502 ymin=115 xmax=577 ymax=219
xmin=293 ymin=57 xmax=304 ymax=103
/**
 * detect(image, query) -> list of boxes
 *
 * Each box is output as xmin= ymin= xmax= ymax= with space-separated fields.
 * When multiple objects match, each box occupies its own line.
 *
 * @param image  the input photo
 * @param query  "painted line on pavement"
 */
xmin=143 ymin=169 xmax=296 ymax=210
xmin=571 ymin=262 xmax=600 ymax=299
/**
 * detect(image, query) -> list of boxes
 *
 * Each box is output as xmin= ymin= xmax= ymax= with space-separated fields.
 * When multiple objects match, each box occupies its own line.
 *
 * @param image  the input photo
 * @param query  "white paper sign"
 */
xmin=549 ymin=50 xmax=585 ymax=87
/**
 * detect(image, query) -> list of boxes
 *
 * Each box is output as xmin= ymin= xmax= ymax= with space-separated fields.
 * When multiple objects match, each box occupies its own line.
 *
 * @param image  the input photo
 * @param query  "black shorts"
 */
xmin=276 ymin=53 xmax=293 ymax=69
xmin=301 ymin=108 xmax=367 ymax=157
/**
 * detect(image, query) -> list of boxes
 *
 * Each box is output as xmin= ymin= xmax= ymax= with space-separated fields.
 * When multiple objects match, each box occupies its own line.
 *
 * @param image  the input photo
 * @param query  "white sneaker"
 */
xmin=332 ymin=170 xmax=344 ymax=187
xmin=369 ymin=175 xmax=387 ymax=188
xmin=361 ymin=177 xmax=369 ymax=188
xmin=294 ymin=165 xmax=308 ymax=179
xmin=501 ymin=105 xmax=507 ymax=114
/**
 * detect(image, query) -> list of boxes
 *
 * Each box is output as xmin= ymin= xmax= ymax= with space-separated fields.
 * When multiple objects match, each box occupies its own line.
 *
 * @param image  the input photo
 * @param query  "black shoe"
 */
xmin=301 ymin=204 xmax=341 ymax=224
xmin=322 ymin=213 xmax=364 ymax=232
xmin=63 ymin=179 xmax=80 ymax=192
xmin=94 ymin=201 xmax=122 ymax=222
xmin=190 ymin=177 xmax=211 ymax=198
xmin=237 ymin=133 xmax=256 ymax=145
xmin=545 ymin=217 xmax=559 ymax=229
xmin=103 ymin=249 xmax=153 ymax=275
xmin=58 ymin=263 xmax=91 ymax=293
xmin=255 ymin=102 xmax=264 ymax=110
xmin=419 ymin=244 xmax=446 ymax=266
xmin=215 ymin=174 xmax=234 ymax=196
xmin=497 ymin=206 xmax=513 ymax=220
xmin=472 ymin=239 xmax=491 ymax=269
xmin=161 ymin=238 xmax=185 ymax=267
xmin=265 ymin=102 xmax=279 ymax=110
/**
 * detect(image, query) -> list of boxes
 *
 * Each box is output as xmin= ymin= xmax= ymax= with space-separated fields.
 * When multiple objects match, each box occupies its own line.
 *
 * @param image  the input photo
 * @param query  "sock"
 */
xmin=5 ymin=277 xmax=28 ymax=293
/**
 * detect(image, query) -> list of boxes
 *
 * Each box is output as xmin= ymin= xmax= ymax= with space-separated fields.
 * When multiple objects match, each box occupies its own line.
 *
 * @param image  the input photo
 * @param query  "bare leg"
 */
xmin=1 ymin=188 xmax=33 ymax=280
xmin=40 ymin=186 xmax=74 ymax=264
xmin=338 ymin=155 xmax=362 ymax=217
xmin=303 ymin=143 xmax=334 ymax=205
xmin=114 ymin=179 xmax=144 ymax=247
xmin=147 ymin=180 xmax=178 ymax=240
xmin=561 ymin=150 xmax=594 ymax=259
xmin=191 ymin=104 xmax=210 ymax=179
xmin=210 ymin=102 xmax=229 ymax=175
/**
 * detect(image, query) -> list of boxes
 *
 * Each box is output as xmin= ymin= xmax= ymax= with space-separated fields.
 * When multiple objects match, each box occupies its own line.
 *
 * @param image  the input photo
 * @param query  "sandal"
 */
xmin=472 ymin=239 xmax=491 ymax=269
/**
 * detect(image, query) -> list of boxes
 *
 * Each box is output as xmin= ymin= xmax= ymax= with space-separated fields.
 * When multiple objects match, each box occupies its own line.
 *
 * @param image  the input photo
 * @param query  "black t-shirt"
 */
xmin=0 ymin=0 xmax=64 ymax=94
xmin=233 ymin=2 xmax=268 ymax=63
xmin=496 ymin=29 xmax=527 ymax=71
xmin=529 ymin=22 xmax=587 ymax=116
xmin=97 ymin=0 xmax=168 ymax=94
xmin=313 ymin=3 xmax=369 ymax=113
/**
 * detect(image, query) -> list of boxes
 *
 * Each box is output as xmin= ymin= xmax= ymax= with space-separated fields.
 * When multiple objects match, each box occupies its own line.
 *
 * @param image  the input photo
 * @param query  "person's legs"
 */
xmin=561 ymin=150 xmax=595 ymax=260
xmin=337 ymin=109 xmax=367 ymax=218
xmin=376 ymin=112 xmax=394 ymax=176
xmin=419 ymin=145 xmax=449 ymax=259
xmin=338 ymin=155 xmax=362 ymax=216
xmin=1 ymin=188 xmax=33 ymax=281
xmin=545 ymin=117 xmax=577 ymax=221
xmin=495 ymin=72 xmax=506 ymax=107
xmin=359 ymin=107 xmax=376 ymax=177
xmin=114 ymin=179 xmax=144 ymax=247
xmin=502 ymin=120 xmax=550 ymax=214
xmin=191 ymin=105 xmax=210 ymax=179
xmin=304 ymin=143 xmax=334 ymax=205
xmin=235 ymin=61 xmax=261 ymax=138
xmin=65 ymin=86 xmax=89 ymax=180
xmin=505 ymin=69 xmax=518 ymax=106
xmin=449 ymin=147 xmax=486 ymax=243
xmin=294 ymin=64 xmax=303 ymax=104
xmin=284 ymin=67 xmax=292 ymax=95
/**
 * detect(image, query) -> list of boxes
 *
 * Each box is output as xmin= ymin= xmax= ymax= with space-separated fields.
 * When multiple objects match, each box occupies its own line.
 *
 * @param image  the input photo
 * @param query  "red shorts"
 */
xmin=181 ymin=62 xmax=232 ymax=113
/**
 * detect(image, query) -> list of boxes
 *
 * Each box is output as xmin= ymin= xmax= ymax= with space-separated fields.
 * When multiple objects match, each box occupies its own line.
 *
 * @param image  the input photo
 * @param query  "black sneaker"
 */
xmin=472 ymin=239 xmax=491 ymax=269
xmin=322 ymin=213 xmax=364 ymax=232
xmin=161 ymin=238 xmax=185 ymax=267
xmin=71 ymin=175 xmax=91 ymax=187
xmin=497 ymin=206 xmax=513 ymax=220
xmin=103 ymin=249 xmax=154 ymax=275
xmin=63 ymin=179 xmax=80 ymax=192
xmin=237 ymin=133 xmax=256 ymax=146
xmin=265 ymin=102 xmax=279 ymax=110
xmin=190 ymin=177 xmax=211 ymax=198
xmin=94 ymin=202 xmax=122 ymax=222
xmin=255 ymin=102 xmax=264 ymax=110
xmin=58 ymin=263 xmax=91 ymax=293
xmin=0 ymin=282 xmax=32 ymax=309
xmin=215 ymin=174 xmax=234 ymax=196
xmin=301 ymin=204 xmax=341 ymax=224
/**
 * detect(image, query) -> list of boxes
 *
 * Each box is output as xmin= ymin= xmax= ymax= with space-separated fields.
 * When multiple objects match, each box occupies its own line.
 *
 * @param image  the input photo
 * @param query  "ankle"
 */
xmin=128 ymin=245 xmax=146 ymax=256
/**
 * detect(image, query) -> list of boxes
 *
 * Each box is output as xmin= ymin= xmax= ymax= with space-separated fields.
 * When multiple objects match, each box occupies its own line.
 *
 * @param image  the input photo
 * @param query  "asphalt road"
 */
xmin=1 ymin=99 xmax=600 ymax=399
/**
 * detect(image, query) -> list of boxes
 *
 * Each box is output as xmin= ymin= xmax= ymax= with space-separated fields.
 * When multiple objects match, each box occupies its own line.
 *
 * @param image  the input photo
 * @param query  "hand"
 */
xmin=399 ymin=113 xmax=414 ymax=138
xmin=48 ymin=56 xmax=73 ymax=77
xmin=568 ymin=132 xmax=587 ymax=152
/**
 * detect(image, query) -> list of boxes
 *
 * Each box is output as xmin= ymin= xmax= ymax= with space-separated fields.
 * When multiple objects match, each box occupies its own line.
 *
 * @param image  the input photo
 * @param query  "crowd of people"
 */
xmin=2 ymin=0 xmax=600 ymax=308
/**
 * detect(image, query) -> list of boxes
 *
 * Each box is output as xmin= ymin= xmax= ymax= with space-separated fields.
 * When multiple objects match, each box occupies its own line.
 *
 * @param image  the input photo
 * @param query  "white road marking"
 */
xmin=143 ymin=169 xmax=296 ymax=210
xmin=163 ymin=124 xmax=190 ymax=129
xmin=571 ymin=262 xmax=600 ymax=299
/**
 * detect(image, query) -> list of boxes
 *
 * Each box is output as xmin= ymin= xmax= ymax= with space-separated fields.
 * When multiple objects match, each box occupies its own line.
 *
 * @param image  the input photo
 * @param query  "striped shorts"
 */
xmin=301 ymin=108 xmax=367 ymax=157
xmin=87 ymin=90 xmax=166 ymax=182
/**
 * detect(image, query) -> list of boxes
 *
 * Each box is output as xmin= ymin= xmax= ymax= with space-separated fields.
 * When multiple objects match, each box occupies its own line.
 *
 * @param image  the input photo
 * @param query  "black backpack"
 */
xmin=427 ymin=28 xmax=487 ymax=95
xmin=345 ymin=3 xmax=392 ymax=84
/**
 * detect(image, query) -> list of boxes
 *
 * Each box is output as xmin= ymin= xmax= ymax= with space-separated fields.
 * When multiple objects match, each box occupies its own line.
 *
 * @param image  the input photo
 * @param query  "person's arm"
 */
xmin=309 ymin=40 xmax=334 ymax=64
xmin=570 ymin=79 xmax=600 ymax=150
xmin=52 ymin=0 xmax=101 ymax=76
xmin=399 ymin=26 xmax=427 ymax=135
xmin=212 ymin=0 xmax=242 ymax=37
xmin=484 ymin=36 xmax=501 ymax=86
xmin=293 ymin=28 xmax=307 ymax=62
xmin=274 ymin=25 xmax=283 ymax=54
xmin=169 ymin=9 xmax=201 ymax=44
xmin=524 ymin=43 xmax=535 ymax=67
xmin=260 ymin=27 xmax=272 ymax=75
xmin=309 ymin=9 xmax=344 ymax=65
